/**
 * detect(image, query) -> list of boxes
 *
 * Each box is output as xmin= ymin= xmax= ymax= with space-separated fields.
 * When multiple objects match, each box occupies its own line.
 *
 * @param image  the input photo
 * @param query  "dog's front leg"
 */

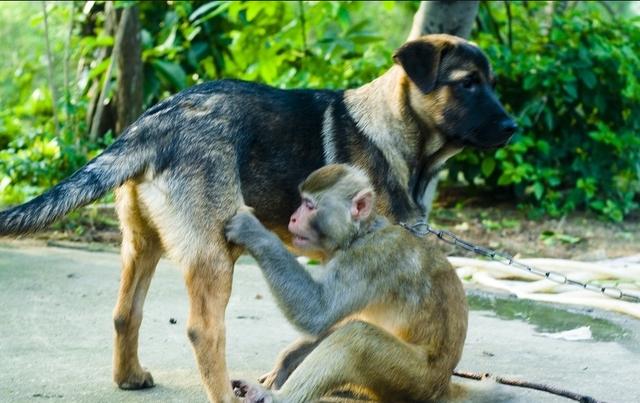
xmin=184 ymin=250 xmax=239 ymax=403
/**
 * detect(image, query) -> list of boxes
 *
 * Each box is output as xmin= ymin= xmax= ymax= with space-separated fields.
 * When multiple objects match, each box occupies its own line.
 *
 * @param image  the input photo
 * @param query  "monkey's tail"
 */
xmin=0 ymin=125 xmax=153 ymax=236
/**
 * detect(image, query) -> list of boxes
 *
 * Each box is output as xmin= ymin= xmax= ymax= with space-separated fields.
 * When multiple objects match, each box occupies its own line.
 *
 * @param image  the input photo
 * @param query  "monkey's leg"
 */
xmin=112 ymin=183 xmax=163 ymax=389
xmin=274 ymin=321 xmax=441 ymax=403
xmin=259 ymin=337 xmax=322 ymax=390
xmin=184 ymin=243 xmax=242 ymax=403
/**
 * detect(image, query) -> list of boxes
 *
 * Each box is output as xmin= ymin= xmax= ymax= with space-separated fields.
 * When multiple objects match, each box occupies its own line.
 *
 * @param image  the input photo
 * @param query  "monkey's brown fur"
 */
xmin=0 ymin=34 xmax=514 ymax=402
xmin=226 ymin=165 xmax=469 ymax=402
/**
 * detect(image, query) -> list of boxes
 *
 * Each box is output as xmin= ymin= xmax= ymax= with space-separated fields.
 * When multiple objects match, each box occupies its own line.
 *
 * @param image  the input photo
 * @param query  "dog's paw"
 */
xmin=116 ymin=369 xmax=155 ymax=390
xmin=225 ymin=210 xmax=263 ymax=245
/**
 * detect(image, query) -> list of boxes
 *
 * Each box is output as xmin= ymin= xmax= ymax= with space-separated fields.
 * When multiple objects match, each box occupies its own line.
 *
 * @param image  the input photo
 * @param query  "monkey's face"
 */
xmin=288 ymin=195 xmax=321 ymax=250
xmin=289 ymin=191 xmax=370 ymax=254
xmin=291 ymin=164 xmax=376 ymax=254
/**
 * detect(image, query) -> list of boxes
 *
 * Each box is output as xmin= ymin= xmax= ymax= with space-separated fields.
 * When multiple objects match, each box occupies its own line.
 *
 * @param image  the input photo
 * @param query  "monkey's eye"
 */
xmin=303 ymin=198 xmax=316 ymax=210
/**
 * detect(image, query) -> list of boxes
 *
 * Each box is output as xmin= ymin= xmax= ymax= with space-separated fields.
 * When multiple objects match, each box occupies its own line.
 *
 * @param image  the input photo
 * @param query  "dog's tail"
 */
xmin=0 ymin=124 xmax=154 ymax=236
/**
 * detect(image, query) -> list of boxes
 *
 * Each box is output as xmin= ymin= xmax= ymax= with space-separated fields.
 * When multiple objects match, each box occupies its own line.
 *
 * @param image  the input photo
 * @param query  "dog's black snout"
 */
xmin=500 ymin=119 xmax=518 ymax=136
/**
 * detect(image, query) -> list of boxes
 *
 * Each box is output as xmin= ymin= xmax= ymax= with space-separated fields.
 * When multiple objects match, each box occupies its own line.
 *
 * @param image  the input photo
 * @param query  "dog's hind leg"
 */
xmin=183 ymin=241 xmax=241 ymax=403
xmin=133 ymin=144 xmax=243 ymax=402
xmin=112 ymin=182 xmax=163 ymax=389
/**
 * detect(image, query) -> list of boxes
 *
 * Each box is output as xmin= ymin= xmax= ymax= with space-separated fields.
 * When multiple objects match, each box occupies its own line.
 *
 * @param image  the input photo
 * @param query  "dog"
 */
xmin=0 ymin=34 xmax=515 ymax=402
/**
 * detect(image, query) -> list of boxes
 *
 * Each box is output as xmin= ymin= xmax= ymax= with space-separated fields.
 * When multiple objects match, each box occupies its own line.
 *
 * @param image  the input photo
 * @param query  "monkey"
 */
xmin=225 ymin=164 xmax=470 ymax=403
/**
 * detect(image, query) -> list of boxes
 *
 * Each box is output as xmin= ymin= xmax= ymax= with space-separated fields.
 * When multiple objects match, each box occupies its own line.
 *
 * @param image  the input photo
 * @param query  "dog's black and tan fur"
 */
xmin=0 ymin=34 xmax=515 ymax=403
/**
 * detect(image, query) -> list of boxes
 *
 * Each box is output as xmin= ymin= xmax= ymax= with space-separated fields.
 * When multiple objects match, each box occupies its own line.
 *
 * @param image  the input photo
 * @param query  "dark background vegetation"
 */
xmin=0 ymin=1 xmax=638 ymax=225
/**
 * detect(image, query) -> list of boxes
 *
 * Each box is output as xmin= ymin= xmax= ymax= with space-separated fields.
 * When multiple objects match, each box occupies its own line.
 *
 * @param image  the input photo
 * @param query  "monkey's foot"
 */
xmin=232 ymin=380 xmax=273 ymax=403
xmin=257 ymin=370 xmax=280 ymax=390
xmin=116 ymin=368 xmax=155 ymax=390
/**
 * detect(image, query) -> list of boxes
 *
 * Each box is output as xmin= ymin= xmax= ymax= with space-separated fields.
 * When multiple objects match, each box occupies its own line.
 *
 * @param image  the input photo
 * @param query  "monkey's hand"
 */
xmin=225 ymin=211 xmax=268 ymax=247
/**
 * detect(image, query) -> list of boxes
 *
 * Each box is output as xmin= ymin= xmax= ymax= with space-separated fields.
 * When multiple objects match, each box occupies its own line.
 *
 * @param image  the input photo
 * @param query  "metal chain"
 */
xmin=400 ymin=220 xmax=640 ymax=303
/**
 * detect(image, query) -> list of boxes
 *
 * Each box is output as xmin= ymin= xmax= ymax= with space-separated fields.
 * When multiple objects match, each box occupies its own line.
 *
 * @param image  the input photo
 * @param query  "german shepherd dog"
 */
xmin=0 ymin=34 xmax=515 ymax=402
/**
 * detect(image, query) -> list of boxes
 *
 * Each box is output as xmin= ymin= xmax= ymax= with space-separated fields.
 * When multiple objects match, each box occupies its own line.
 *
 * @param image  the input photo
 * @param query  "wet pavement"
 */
xmin=1 ymin=243 xmax=639 ymax=402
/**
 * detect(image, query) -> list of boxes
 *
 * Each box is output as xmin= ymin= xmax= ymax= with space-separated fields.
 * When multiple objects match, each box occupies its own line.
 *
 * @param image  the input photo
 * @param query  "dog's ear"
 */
xmin=393 ymin=40 xmax=448 ymax=94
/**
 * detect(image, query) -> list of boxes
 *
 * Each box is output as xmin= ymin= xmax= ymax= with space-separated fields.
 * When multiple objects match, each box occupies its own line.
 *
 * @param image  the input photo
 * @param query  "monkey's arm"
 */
xmin=225 ymin=212 xmax=365 ymax=334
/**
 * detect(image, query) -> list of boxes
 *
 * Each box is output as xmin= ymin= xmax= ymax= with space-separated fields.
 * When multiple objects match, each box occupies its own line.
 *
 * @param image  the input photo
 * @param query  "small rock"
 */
xmin=255 ymin=294 xmax=263 ymax=300
xmin=482 ymin=351 xmax=495 ymax=357
xmin=169 ymin=318 xmax=177 ymax=325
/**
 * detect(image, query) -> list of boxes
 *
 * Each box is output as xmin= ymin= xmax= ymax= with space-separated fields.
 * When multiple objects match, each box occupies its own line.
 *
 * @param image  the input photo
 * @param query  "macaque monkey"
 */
xmin=225 ymin=164 xmax=469 ymax=402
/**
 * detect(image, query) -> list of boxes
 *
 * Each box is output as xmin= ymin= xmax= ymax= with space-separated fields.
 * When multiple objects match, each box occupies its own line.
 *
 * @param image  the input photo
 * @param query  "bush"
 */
xmin=2 ymin=1 xmax=638 ymax=222
xmin=447 ymin=2 xmax=640 ymax=221
xmin=1 ymin=1 xmax=415 ymax=207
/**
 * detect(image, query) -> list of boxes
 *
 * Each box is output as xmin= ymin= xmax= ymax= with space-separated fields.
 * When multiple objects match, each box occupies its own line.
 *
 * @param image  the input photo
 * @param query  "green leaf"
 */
xmin=533 ymin=182 xmax=544 ymax=200
xmin=497 ymin=173 xmax=512 ymax=186
xmin=151 ymin=60 xmax=187 ymax=90
xmin=581 ymin=70 xmax=597 ymax=89
xmin=523 ymin=75 xmax=537 ymax=90
xmin=189 ymin=1 xmax=224 ymax=22
xmin=563 ymin=83 xmax=577 ymax=99
xmin=87 ymin=59 xmax=111 ymax=81
xmin=481 ymin=157 xmax=496 ymax=177
xmin=191 ymin=2 xmax=231 ymax=26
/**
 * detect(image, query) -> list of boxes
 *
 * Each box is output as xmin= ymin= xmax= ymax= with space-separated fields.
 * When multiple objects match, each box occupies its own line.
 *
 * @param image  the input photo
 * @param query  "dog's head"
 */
xmin=394 ymin=34 xmax=516 ymax=150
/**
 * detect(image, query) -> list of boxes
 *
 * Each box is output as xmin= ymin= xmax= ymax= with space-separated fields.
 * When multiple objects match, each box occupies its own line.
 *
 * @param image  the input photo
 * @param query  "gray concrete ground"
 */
xmin=1 ymin=243 xmax=639 ymax=403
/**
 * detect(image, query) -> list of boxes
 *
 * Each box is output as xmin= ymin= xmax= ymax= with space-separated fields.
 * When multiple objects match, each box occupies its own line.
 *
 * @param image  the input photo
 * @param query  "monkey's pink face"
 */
xmin=288 ymin=196 xmax=319 ymax=250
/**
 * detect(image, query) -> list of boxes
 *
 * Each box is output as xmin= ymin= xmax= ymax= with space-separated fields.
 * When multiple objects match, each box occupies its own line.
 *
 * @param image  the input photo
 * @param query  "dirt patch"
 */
xmin=430 ymin=203 xmax=639 ymax=260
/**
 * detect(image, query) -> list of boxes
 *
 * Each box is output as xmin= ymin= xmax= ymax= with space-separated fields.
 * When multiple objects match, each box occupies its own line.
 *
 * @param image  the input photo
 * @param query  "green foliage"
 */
xmin=0 ymin=1 xmax=413 ymax=207
xmin=0 ymin=2 xmax=104 ymax=206
xmin=448 ymin=1 xmax=640 ymax=221
xmin=1 ymin=1 xmax=638 ymax=223
xmin=135 ymin=1 xmax=413 ymax=105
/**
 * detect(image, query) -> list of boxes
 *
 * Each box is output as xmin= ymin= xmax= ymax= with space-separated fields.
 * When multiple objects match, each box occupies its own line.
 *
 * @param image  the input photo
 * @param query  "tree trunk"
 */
xmin=115 ymin=5 xmax=143 ymax=135
xmin=408 ymin=1 xmax=479 ymax=40
xmin=87 ymin=2 xmax=117 ymax=141
xmin=407 ymin=1 xmax=479 ymax=219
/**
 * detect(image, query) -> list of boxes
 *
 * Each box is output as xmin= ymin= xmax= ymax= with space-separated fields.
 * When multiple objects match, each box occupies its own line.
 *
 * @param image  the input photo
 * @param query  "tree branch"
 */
xmin=297 ymin=0 xmax=307 ymax=54
xmin=453 ymin=371 xmax=601 ymax=402
xmin=41 ymin=1 xmax=60 ymax=135
xmin=63 ymin=1 xmax=76 ymax=131
xmin=504 ymin=0 xmax=513 ymax=50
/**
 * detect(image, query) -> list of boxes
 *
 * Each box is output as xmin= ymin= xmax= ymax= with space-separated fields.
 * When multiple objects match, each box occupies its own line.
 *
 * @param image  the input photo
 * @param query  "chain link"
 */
xmin=400 ymin=220 xmax=640 ymax=303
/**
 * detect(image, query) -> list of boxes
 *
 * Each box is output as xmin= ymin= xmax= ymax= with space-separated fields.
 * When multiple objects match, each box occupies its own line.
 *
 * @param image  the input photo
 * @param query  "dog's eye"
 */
xmin=461 ymin=76 xmax=479 ymax=90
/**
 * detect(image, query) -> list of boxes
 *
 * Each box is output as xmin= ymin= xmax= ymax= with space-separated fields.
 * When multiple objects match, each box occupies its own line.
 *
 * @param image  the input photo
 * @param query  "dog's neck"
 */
xmin=343 ymin=66 xmax=420 ymax=189
xmin=343 ymin=66 xmax=461 ymax=203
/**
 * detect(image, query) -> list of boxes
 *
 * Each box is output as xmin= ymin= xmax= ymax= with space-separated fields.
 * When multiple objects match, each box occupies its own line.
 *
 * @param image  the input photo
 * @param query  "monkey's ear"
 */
xmin=350 ymin=189 xmax=374 ymax=221
xmin=393 ymin=40 xmax=445 ymax=93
